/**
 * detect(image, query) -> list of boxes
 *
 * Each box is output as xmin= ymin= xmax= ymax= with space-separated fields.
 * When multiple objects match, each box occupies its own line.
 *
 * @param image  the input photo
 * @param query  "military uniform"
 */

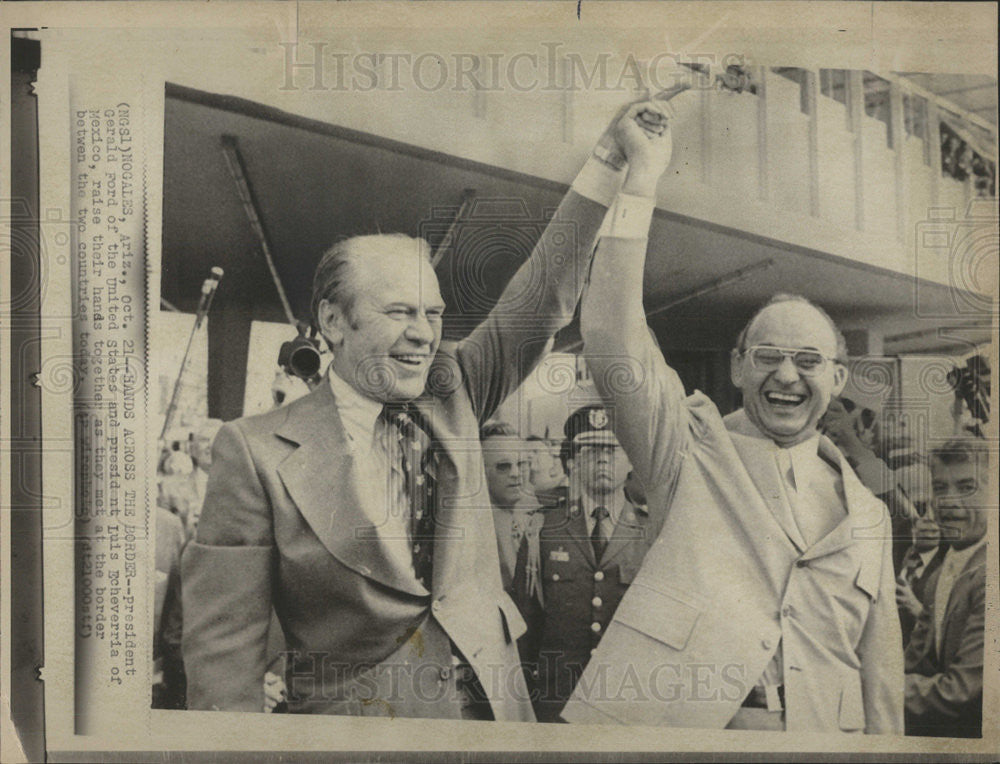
xmin=527 ymin=405 xmax=660 ymax=722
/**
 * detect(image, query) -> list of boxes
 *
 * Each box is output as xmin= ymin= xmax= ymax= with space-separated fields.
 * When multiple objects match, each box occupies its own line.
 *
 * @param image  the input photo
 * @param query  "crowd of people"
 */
xmin=152 ymin=96 xmax=989 ymax=737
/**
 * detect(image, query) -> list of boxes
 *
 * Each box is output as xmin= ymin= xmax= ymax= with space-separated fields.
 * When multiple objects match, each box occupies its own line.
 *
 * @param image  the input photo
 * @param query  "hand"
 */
xmin=895 ymin=576 xmax=924 ymax=619
xmin=263 ymin=670 xmax=287 ymax=712
xmin=615 ymin=101 xmax=674 ymax=197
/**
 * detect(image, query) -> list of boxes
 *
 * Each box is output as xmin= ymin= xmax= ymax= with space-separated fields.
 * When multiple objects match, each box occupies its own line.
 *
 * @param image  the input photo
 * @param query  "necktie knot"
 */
xmin=592 ymin=506 xmax=610 ymax=522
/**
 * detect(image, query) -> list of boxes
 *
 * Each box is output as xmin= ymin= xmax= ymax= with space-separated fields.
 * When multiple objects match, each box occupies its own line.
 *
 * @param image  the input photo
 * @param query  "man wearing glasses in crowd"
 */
xmin=560 ymin=98 xmax=902 ymax=733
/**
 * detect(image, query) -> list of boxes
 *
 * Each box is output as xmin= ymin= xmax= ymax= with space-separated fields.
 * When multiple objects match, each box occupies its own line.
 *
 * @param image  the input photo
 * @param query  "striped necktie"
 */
xmin=382 ymin=405 xmax=436 ymax=589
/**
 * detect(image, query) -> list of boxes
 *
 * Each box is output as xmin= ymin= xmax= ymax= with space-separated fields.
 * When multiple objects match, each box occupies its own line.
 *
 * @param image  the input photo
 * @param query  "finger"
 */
xmin=636 ymin=112 xmax=668 ymax=131
xmin=638 ymin=122 xmax=667 ymax=135
xmin=636 ymin=100 xmax=669 ymax=122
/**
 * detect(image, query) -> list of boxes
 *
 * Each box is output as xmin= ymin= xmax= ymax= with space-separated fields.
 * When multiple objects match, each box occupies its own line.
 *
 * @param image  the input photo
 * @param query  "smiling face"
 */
xmin=731 ymin=301 xmax=848 ymax=447
xmin=932 ymin=456 xmax=990 ymax=550
xmin=483 ymin=436 xmax=530 ymax=509
xmin=318 ymin=239 xmax=444 ymax=402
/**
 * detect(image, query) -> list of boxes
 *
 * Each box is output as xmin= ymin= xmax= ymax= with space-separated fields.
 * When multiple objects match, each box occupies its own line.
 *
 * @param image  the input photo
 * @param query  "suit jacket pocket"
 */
xmin=838 ymin=671 xmax=866 ymax=732
xmin=614 ymin=582 xmax=702 ymax=651
xmin=498 ymin=592 xmax=528 ymax=644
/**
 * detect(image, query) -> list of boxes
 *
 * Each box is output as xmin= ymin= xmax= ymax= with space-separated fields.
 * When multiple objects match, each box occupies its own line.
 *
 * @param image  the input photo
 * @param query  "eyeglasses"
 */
xmin=741 ymin=345 xmax=840 ymax=377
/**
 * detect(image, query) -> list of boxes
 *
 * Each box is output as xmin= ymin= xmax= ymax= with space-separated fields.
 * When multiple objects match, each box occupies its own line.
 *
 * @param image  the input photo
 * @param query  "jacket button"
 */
xmin=593 ymin=571 xmax=605 ymax=582
xmin=592 ymin=596 xmax=603 ymax=608
xmin=761 ymin=639 xmax=773 ymax=650
xmin=782 ymin=605 xmax=795 ymax=618
xmin=552 ymin=573 xmax=560 ymax=582
xmin=591 ymin=621 xmax=602 ymax=633
xmin=795 ymin=559 xmax=809 ymax=568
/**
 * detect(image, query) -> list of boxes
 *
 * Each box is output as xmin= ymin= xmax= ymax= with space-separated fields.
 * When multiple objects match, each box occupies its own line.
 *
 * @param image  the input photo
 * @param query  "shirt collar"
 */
xmin=580 ymin=488 xmax=627 ymax=526
xmin=729 ymin=408 xmax=821 ymax=454
xmin=918 ymin=547 xmax=939 ymax=567
xmin=328 ymin=369 xmax=384 ymax=445
xmin=727 ymin=409 xmax=824 ymax=487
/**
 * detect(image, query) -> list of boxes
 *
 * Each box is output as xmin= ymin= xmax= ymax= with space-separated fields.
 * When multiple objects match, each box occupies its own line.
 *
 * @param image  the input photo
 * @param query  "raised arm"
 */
xmin=580 ymin=101 xmax=691 ymax=489
xmin=457 ymin=106 xmax=635 ymax=422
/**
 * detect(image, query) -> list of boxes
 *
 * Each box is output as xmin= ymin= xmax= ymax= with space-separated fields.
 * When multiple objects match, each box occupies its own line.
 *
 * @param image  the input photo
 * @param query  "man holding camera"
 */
xmin=181 ymin=100 xmax=655 ymax=720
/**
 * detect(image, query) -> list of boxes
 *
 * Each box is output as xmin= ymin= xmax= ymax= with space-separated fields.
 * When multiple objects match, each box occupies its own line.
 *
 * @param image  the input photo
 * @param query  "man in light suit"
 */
xmin=560 ymin=99 xmax=903 ymax=733
xmin=904 ymin=438 xmax=989 ymax=738
xmin=181 ymin=102 xmax=650 ymax=719
xmin=480 ymin=422 xmax=545 ymax=677
xmin=533 ymin=405 xmax=659 ymax=722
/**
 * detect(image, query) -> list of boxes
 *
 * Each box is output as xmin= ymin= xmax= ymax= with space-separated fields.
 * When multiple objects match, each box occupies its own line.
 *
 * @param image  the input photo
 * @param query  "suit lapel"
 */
xmin=724 ymin=423 xmax=807 ymax=554
xmin=275 ymin=383 xmax=428 ymax=597
xmin=799 ymin=439 xmax=886 ymax=562
xmin=601 ymin=500 xmax=649 ymax=566
xmin=940 ymin=544 xmax=987 ymax=657
xmin=568 ymin=500 xmax=598 ymax=567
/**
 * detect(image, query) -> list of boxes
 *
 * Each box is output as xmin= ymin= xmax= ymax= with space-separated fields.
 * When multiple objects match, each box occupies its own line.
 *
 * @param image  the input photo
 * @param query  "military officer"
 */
xmin=531 ymin=405 xmax=662 ymax=722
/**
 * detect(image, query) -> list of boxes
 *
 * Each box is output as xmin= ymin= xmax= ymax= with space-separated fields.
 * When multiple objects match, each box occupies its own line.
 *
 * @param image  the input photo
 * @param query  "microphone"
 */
xmin=194 ymin=267 xmax=223 ymax=329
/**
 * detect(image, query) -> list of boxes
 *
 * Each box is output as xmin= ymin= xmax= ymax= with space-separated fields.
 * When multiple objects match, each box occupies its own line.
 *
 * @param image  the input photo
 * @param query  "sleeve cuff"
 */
xmin=570 ymin=154 xmax=625 ymax=206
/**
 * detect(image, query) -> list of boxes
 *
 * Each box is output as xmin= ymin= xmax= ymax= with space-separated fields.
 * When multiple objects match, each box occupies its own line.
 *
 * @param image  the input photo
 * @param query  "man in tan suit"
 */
xmin=182 ymin=101 xmax=651 ymax=719
xmin=560 ymin=100 xmax=903 ymax=733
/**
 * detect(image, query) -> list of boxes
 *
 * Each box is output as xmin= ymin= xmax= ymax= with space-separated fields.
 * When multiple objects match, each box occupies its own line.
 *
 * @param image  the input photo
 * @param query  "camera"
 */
xmin=278 ymin=322 xmax=322 ymax=382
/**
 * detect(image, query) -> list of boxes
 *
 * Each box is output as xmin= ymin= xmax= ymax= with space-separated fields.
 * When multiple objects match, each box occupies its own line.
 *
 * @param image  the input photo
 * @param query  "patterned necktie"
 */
xmin=382 ymin=405 xmax=436 ymax=589
xmin=903 ymin=548 xmax=924 ymax=584
xmin=591 ymin=506 xmax=610 ymax=562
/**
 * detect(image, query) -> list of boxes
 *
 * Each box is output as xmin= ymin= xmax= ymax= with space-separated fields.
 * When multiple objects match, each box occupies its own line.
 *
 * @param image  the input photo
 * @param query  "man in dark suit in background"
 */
xmin=532 ymin=405 xmax=661 ymax=722
xmin=181 ymin=101 xmax=652 ymax=719
xmin=904 ymin=438 xmax=989 ymax=738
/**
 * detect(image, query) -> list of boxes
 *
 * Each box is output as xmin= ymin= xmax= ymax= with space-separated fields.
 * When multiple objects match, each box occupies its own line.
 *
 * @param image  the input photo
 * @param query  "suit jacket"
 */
xmin=904 ymin=543 xmax=986 ymax=738
xmin=182 ymin=189 xmax=607 ymax=718
xmin=533 ymin=495 xmax=659 ymax=722
xmin=568 ymin=271 xmax=903 ymax=733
